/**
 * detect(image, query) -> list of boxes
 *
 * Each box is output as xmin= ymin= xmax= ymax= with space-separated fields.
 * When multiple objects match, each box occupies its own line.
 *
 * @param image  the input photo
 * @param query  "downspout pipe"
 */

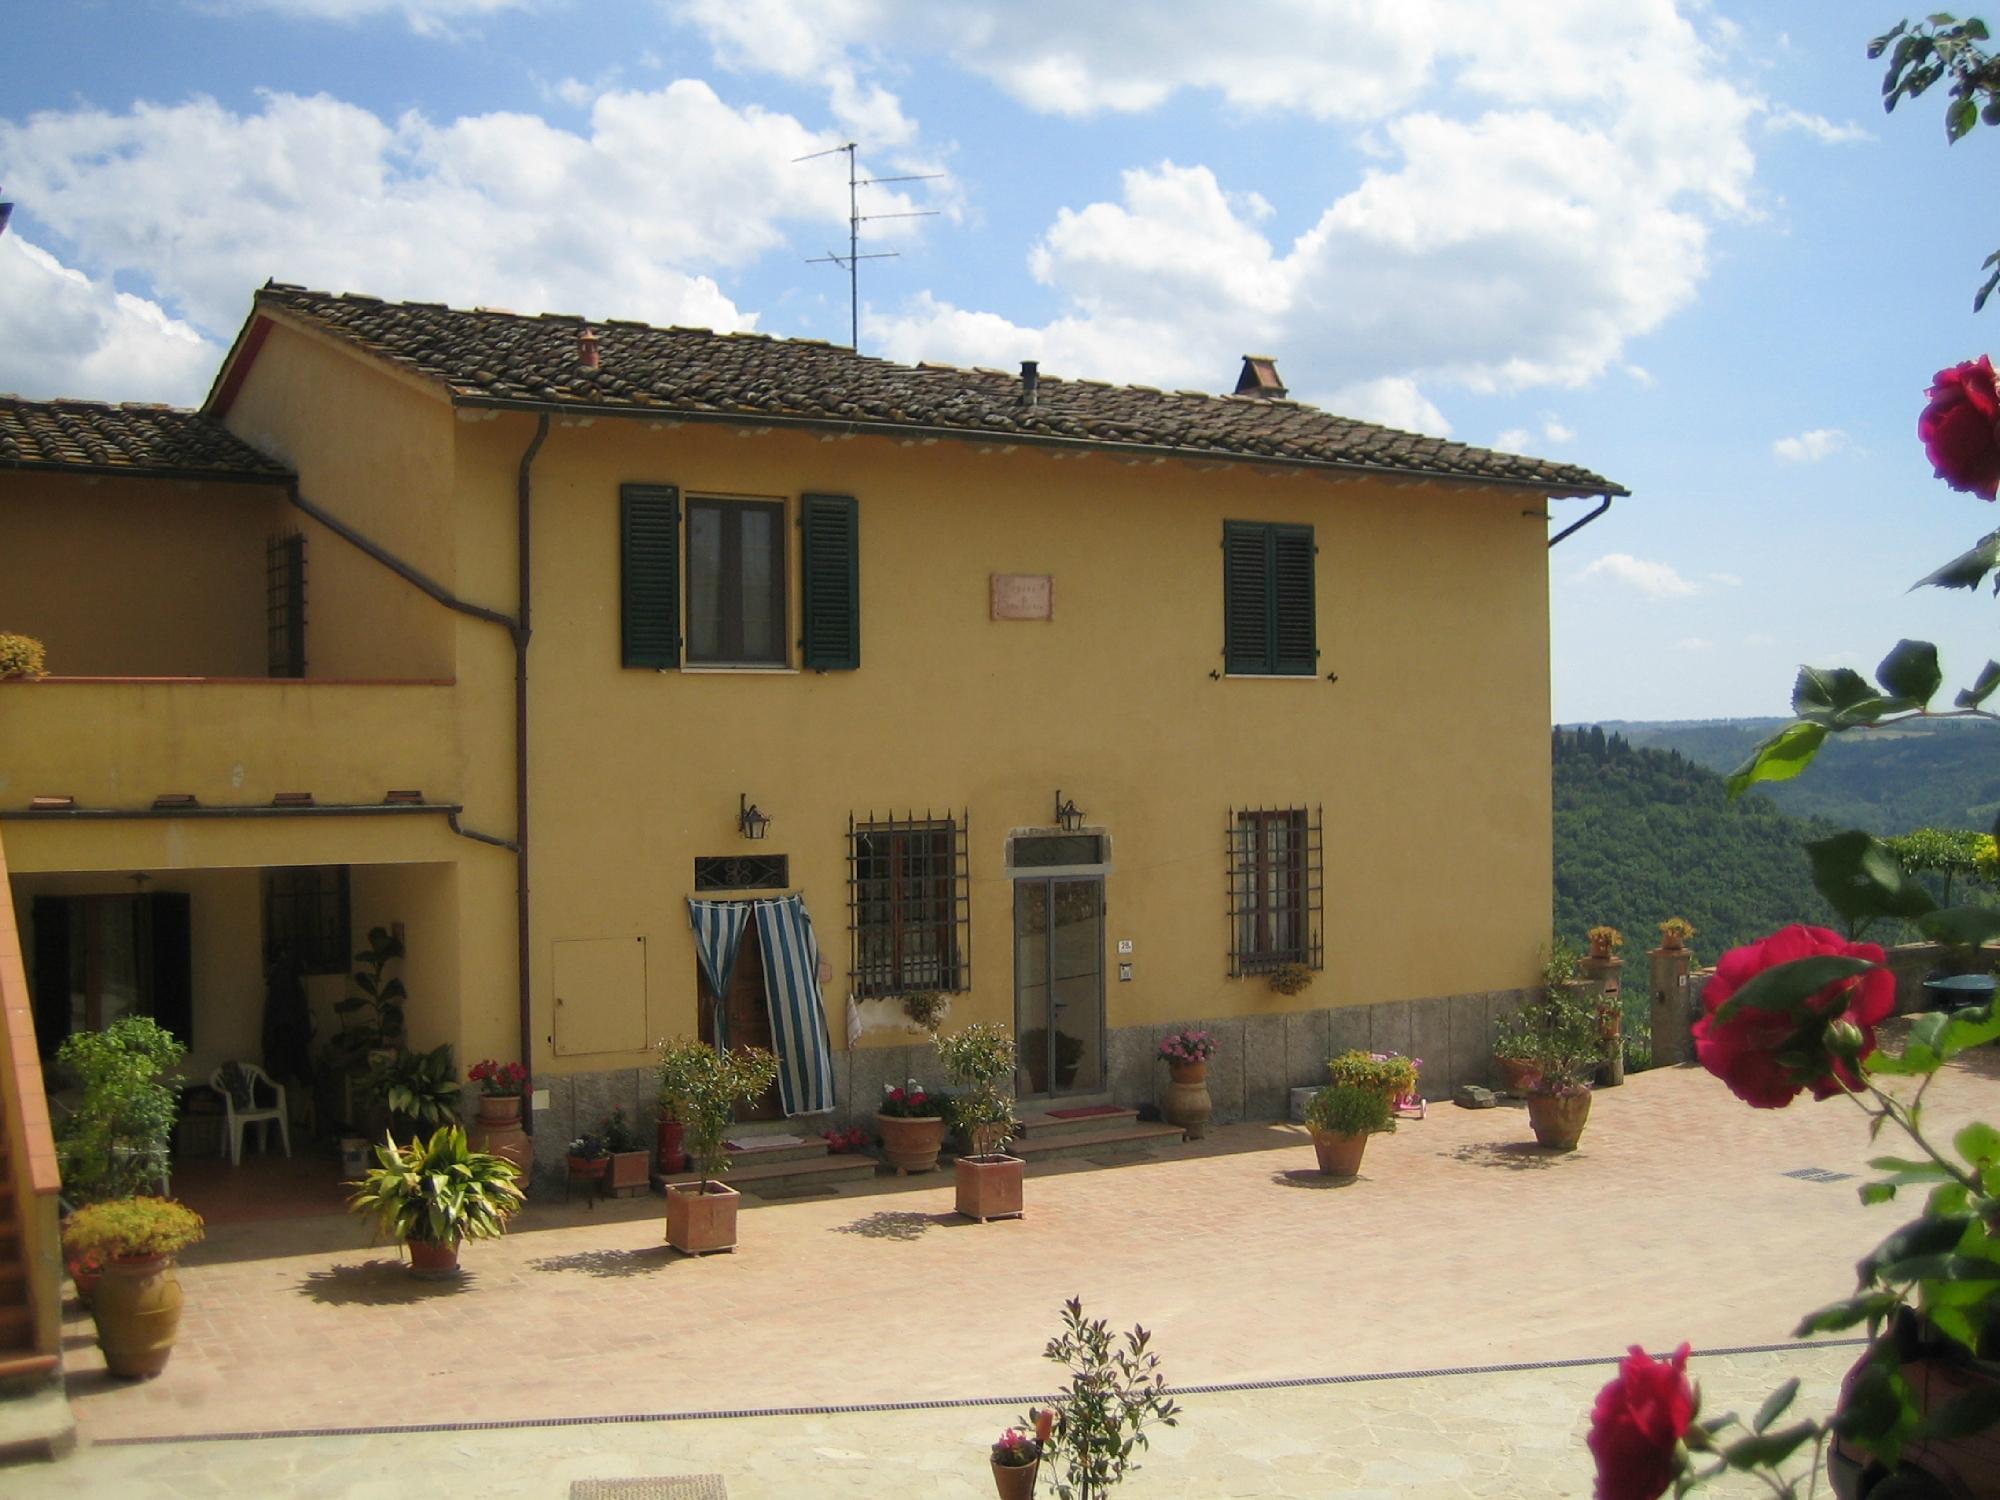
xmin=1547 ymin=495 xmax=1613 ymax=549
xmin=513 ymin=414 xmax=548 ymax=1132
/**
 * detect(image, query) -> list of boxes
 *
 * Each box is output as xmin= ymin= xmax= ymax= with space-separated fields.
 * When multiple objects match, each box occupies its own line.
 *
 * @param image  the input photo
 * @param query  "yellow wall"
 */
xmin=447 ymin=412 xmax=1554 ymax=1079
xmin=348 ymin=862 xmax=462 ymax=1057
xmin=221 ymin=316 xmax=460 ymax=681
xmin=0 ymin=471 xmax=288 ymax=677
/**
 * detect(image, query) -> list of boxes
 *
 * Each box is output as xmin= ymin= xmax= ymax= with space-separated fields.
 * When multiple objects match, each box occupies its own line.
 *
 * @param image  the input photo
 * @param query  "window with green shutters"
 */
xmin=620 ymin=483 xmax=681 ymax=668
xmin=800 ymin=493 xmax=859 ymax=670
xmin=1223 ymin=520 xmax=1316 ymax=676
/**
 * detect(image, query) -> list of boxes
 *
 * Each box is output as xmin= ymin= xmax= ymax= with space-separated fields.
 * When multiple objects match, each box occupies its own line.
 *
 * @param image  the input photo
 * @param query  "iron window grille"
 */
xmin=1226 ymin=806 xmax=1323 ymax=976
xmin=263 ymin=866 xmax=350 ymax=974
xmin=266 ymin=530 xmax=306 ymax=678
xmin=848 ymin=811 xmax=970 ymax=998
xmin=694 ymin=854 xmax=790 ymax=892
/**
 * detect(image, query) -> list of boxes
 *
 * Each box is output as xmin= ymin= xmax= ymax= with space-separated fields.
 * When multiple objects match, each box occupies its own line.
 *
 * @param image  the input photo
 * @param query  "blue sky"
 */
xmin=4 ymin=1 xmax=1998 ymax=727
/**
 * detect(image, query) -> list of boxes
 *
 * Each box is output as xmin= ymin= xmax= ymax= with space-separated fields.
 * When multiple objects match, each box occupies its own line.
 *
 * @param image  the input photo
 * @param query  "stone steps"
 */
xmin=1012 ymin=1117 xmax=1186 ymax=1164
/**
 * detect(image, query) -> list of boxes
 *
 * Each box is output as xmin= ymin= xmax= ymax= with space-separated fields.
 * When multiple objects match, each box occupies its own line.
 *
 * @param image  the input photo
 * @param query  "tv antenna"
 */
xmin=796 ymin=142 xmax=939 ymax=351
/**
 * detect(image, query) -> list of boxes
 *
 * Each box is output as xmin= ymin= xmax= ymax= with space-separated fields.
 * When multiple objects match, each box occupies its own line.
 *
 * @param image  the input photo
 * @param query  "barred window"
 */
xmin=848 ymin=812 xmax=970 ymax=997
xmin=267 ymin=530 xmax=306 ymax=678
xmin=1227 ymin=806 xmax=1323 ymax=976
xmin=263 ymin=865 xmax=349 ymax=974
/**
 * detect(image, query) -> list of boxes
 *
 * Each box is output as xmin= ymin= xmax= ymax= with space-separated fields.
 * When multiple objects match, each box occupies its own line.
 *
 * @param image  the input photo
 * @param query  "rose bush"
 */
xmin=1918 ymin=354 xmax=2000 ymax=498
xmin=1586 ymin=1343 xmax=1695 ymax=1500
xmin=1692 ymin=925 xmax=1895 ymax=1108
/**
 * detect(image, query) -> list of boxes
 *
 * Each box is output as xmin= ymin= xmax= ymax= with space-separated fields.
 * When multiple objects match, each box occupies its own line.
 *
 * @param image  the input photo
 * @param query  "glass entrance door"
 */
xmin=1013 ymin=877 xmax=1105 ymax=1096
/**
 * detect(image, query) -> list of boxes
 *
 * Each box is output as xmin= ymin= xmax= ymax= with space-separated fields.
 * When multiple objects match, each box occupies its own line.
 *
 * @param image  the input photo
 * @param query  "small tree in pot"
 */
xmin=937 ymin=1022 xmax=1023 ymax=1222
xmin=1027 ymin=1297 xmax=1180 ymax=1500
xmin=654 ymin=1036 xmax=780 ymax=1254
xmin=1523 ymin=985 xmax=1604 ymax=1151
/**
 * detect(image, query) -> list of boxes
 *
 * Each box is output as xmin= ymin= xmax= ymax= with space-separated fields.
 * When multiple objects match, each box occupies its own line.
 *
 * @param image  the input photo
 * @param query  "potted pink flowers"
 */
xmin=988 ymin=1409 xmax=1052 ymax=1499
xmin=1158 ymin=1028 xmax=1217 ymax=1139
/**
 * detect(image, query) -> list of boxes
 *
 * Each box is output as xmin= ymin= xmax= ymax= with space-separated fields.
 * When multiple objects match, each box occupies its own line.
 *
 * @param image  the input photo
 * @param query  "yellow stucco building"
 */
xmin=1 ymin=284 xmax=1623 ymax=1175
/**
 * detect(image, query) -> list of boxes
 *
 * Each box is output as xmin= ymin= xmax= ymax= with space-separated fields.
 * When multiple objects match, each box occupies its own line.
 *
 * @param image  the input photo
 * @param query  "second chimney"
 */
xmin=1234 ymin=355 xmax=1286 ymax=399
xmin=578 ymin=326 xmax=601 ymax=370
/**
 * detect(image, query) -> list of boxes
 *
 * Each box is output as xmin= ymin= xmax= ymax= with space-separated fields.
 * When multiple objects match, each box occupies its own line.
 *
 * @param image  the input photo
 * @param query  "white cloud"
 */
xmin=818 ymin=4 xmax=1757 ymax=407
xmin=1315 ymin=378 xmax=1451 ymax=438
xmin=0 ymin=238 xmax=216 ymax=404
xmin=206 ymin=0 xmax=534 ymax=37
xmin=1764 ymin=107 xmax=1872 ymax=145
xmin=1541 ymin=416 xmax=1574 ymax=443
xmin=1773 ymin=427 xmax=1849 ymax=462
xmin=1494 ymin=428 xmax=1531 ymax=453
xmin=1572 ymin=552 xmax=1701 ymax=600
xmin=1674 ymin=637 xmax=1715 ymax=651
xmin=0 ymin=85 xmax=941 ymax=391
xmin=1745 ymin=632 xmax=1777 ymax=647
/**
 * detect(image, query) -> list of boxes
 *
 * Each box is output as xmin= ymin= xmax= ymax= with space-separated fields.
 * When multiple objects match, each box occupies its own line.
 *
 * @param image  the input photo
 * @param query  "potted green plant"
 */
xmin=1264 ymin=961 xmax=1315 ymax=997
xmin=1303 ymin=1081 xmax=1392 ymax=1177
xmin=346 ymin=1123 xmax=523 ymax=1278
xmin=1523 ymin=985 xmax=1603 ymax=1151
xmin=1658 ymin=916 xmax=1696 ymax=953
xmin=60 ymin=1197 xmax=203 ymax=1379
xmin=1586 ymin=925 xmax=1623 ymax=960
xmin=1325 ymin=1048 xmax=1418 ymax=1110
xmin=601 ymin=1108 xmax=651 ymax=1195
xmin=1027 ymin=1297 xmax=1180 ymax=1499
xmin=654 ymin=1036 xmax=780 ymax=1255
xmin=937 ymin=1023 xmax=1023 ymax=1223
xmin=875 ymin=1077 xmax=951 ymax=1174
xmin=1490 ymin=1005 xmax=1545 ymax=1097
xmin=334 ymin=925 xmax=407 ymax=1054
xmin=363 ymin=1042 xmax=461 ymax=1141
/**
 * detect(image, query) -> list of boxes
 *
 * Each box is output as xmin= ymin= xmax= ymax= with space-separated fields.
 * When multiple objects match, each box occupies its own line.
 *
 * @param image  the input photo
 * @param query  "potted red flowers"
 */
xmin=875 ymin=1077 xmax=950 ymax=1174
xmin=988 ymin=1410 xmax=1052 ymax=1500
xmin=466 ymin=1058 xmax=530 ymax=1177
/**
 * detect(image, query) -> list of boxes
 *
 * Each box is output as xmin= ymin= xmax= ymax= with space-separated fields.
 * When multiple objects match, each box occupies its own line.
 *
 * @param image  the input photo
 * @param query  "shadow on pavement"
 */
xmin=1270 ymin=1168 xmax=1362 ymax=1189
xmin=830 ymin=1209 xmax=963 ymax=1240
xmin=299 ymin=1258 xmax=476 ymax=1304
xmin=527 ymin=1245 xmax=675 ymax=1277
xmin=1444 ymin=1141 xmax=1565 ymax=1170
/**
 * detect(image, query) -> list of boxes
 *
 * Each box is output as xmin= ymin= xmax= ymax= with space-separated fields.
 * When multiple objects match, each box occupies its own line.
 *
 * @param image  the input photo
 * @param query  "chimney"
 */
xmin=1234 ymin=355 xmax=1286 ymax=399
xmin=1020 ymin=360 xmax=1039 ymax=406
xmin=578 ymin=326 xmax=601 ymax=370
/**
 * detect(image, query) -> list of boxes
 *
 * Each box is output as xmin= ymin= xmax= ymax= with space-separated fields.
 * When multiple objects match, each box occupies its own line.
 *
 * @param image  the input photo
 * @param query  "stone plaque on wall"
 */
xmin=990 ymin=573 xmax=1053 ymax=620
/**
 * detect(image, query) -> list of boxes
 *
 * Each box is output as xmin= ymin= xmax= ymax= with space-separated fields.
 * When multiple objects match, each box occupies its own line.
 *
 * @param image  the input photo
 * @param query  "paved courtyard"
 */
xmin=13 ymin=1041 xmax=1994 ymax=1495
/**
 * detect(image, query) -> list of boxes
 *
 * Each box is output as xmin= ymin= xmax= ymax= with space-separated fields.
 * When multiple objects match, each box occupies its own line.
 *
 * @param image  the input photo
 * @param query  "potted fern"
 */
xmin=937 ymin=1023 xmax=1023 ymax=1223
xmin=346 ymin=1123 xmax=524 ymax=1278
xmin=1303 ymin=1082 xmax=1392 ymax=1178
xmin=60 ymin=1197 xmax=204 ymax=1378
xmin=654 ymin=1036 xmax=780 ymax=1255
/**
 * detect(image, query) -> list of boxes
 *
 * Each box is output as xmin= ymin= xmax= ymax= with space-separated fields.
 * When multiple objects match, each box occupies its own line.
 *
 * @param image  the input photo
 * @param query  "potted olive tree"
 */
xmin=346 ymin=1123 xmax=524 ymax=1278
xmin=60 ymin=1197 xmax=204 ymax=1379
xmin=655 ymin=1036 xmax=780 ymax=1255
xmin=1524 ymin=985 xmax=1605 ymax=1151
xmin=1303 ymin=1082 xmax=1392 ymax=1178
xmin=937 ymin=1023 xmax=1023 ymax=1223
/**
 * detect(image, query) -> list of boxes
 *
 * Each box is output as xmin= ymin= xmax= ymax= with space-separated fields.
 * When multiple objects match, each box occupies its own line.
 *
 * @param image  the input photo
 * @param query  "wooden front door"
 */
xmin=697 ymin=920 xmax=783 ymax=1122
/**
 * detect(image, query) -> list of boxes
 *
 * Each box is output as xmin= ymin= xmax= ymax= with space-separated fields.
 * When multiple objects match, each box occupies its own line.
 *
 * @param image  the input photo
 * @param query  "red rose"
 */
xmin=1588 ymin=1343 xmax=1695 ymax=1500
xmin=1693 ymin=924 xmax=1893 ymax=1109
xmin=1919 ymin=356 xmax=2000 ymax=499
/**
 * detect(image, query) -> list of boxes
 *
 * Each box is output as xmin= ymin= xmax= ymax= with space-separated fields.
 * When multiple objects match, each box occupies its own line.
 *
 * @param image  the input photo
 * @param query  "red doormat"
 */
xmin=1045 ymin=1104 xmax=1125 ymax=1120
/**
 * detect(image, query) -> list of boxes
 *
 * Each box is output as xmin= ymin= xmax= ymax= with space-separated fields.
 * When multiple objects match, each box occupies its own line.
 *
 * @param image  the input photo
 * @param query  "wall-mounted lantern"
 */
xmin=1053 ymin=790 xmax=1086 ymax=832
xmin=739 ymin=792 xmax=772 ymax=841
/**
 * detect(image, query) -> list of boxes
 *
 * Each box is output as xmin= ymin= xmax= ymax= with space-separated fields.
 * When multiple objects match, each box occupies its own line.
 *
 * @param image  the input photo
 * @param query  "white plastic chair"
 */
xmin=211 ymin=1062 xmax=291 ymax=1166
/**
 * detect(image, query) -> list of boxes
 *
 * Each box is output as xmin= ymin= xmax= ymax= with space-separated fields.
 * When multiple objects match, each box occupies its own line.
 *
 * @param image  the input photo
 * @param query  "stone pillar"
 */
xmin=1582 ymin=954 xmax=1625 ymax=1086
xmin=1649 ymin=946 xmax=1695 ymax=1065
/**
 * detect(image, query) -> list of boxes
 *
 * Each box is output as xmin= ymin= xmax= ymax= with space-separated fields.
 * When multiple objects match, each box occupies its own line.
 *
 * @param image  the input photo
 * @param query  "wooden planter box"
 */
xmin=665 ymin=1181 xmax=740 ymax=1254
xmin=955 ymin=1153 xmax=1024 ymax=1223
xmin=606 ymin=1149 xmax=651 ymax=1197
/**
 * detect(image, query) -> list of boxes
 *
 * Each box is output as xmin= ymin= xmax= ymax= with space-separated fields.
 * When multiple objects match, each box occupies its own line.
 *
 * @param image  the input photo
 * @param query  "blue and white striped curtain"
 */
xmin=684 ymin=893 xmax=836 ymax=1117
xmin=752 ymin=894 xmax=837 ymax=1117
xmin=686 ymin=898 xmax=753 ymax=1049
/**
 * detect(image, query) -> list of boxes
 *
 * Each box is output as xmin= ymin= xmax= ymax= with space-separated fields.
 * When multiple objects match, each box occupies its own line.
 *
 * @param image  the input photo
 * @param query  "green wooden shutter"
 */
xmin=620 ymin=483 xmax=680 ymax=669
xmin=800 ymin=493 xmax=860 ymax=671
xmin=1223 ymin=521 xmax=1273 ymax=674
xmin=1271 ymin=523 xmax=1317 ymax=676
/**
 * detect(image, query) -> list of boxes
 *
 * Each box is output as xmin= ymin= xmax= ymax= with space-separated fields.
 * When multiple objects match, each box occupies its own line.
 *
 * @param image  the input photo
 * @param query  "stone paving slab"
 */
xmin=45 ymin=1054 xmax=1990 ymax=1443
xmin=4 ymin=1343 xmax=1858 ymax=1498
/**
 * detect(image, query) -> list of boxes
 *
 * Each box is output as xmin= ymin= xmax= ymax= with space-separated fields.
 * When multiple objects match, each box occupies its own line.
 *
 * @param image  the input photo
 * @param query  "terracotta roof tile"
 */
xmin=253 ymin=283 xmax=1624 ymax=496
xmin=0 ymin=396 xmax=291 ymax=482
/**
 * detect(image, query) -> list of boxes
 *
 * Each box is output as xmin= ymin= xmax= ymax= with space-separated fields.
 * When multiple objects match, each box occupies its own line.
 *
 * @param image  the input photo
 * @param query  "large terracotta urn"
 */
xmin=471 ymin=1094 xmax=532 ymax=1179
xmin=92 ymin=1255 xmax=185 ymax=1378
xmin=1527 ymin=1090 xmax=1592 ymax=1151
xmin=1310 ymin=1128 xmax=1368 ymax=1178
xmin=876 ymin=1112 xmax=948 ymax=1174
xmin=1163 ymin=1061 xmax=1212 ymax=1140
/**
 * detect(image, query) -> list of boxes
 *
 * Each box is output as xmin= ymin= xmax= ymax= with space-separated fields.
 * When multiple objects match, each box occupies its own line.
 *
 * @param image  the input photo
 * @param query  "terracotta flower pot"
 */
xmin=607 ymin=1150 xmax=651 ymax=1195
xmin=876 ymin=1112 xmax=948 ymax=1174
xmin=1310 ymin=1128 xmax=1368 ymax=1178
xmin=568 ymin=1154 xmax=609 ymax=1181
xmin=657 ymin=1118 xmax=687 ymax=1175
xmin=1527 ymin=1090 xmax=1592 ymax=1151
xmin=472 ymin=1094 xmax=532 ymax=1179
xmin=1163 ymin=1062 xmax=1213 ymax=1140
xmin=666 ymin=1181 xmax=739 ymax=1254
xmin=92 ymin=1254 xmax=184 ymax=1378
xmin=68 ymin=1251 xmax=102 ymax=1308
xmin=1494 ymin=1055 xmax=1542 ymax=1097
xmin=991 ymin=1455 xmax=1041 ymax=1500
xmin=406 ymin=1237 xmax=462 ymax=1279
xmin=956 ymin=1153 xmax=1025 ymax=1223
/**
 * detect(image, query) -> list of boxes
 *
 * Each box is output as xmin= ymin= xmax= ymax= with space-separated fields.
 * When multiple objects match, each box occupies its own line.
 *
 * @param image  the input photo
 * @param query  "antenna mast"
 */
xmin=796 ymin=142 xmax=939 ymax=351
